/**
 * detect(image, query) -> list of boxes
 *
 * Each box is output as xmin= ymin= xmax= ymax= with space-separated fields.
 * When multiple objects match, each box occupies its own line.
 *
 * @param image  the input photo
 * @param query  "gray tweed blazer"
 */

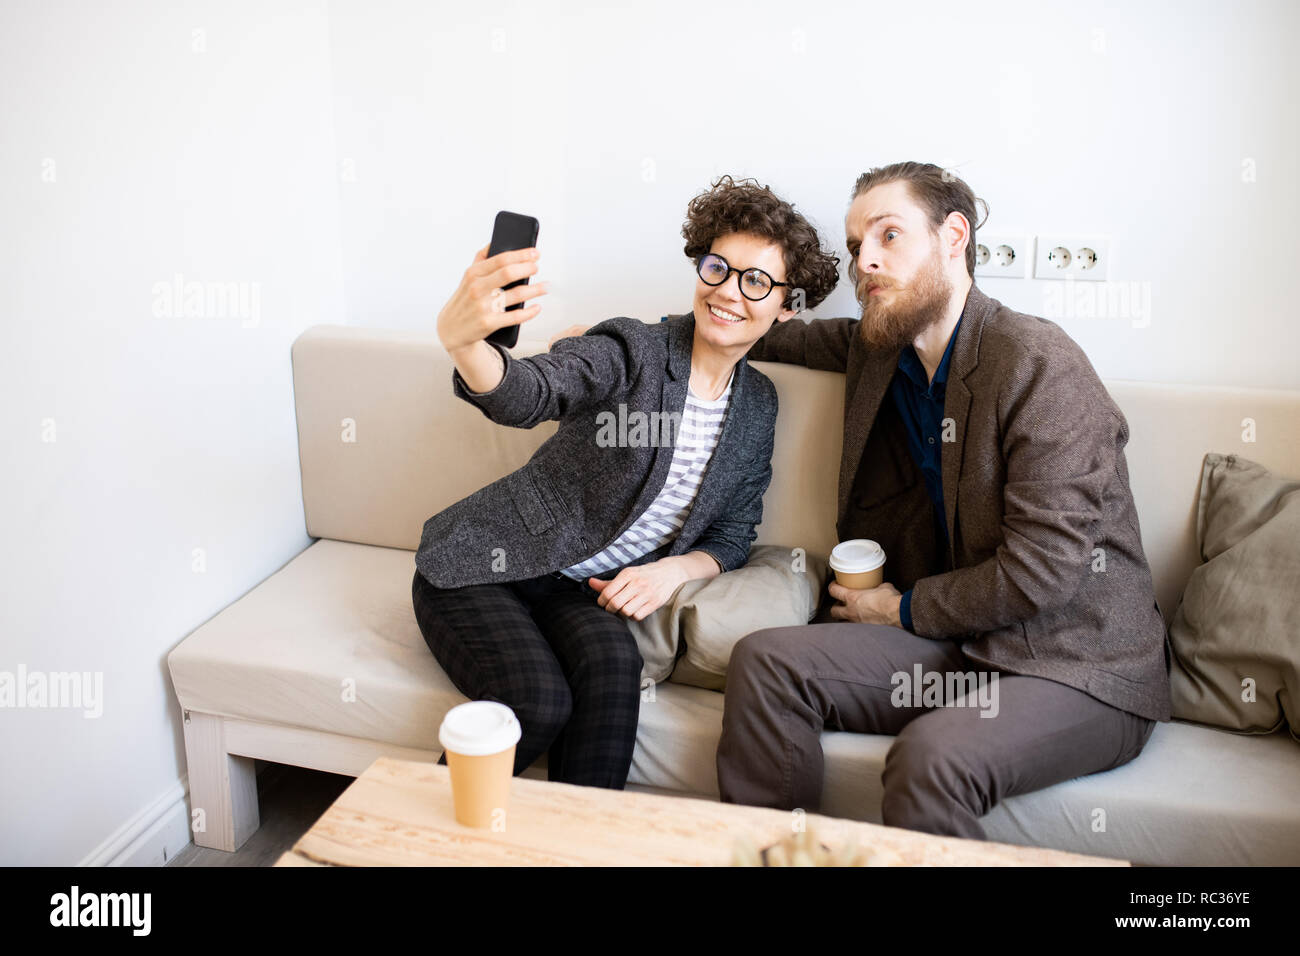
xmin=746 ymin=284 xmax=1172 ymax=722
xmin=415 ymin=312 xmax=778 ymax=591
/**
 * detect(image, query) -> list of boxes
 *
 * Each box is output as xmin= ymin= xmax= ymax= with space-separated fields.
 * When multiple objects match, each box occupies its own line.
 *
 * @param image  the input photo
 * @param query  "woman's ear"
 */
xmin=776 ymin=307 xmax=797 ymax=323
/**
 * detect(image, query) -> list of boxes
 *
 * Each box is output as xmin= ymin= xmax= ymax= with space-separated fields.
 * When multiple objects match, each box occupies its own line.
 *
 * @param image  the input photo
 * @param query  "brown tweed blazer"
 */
xmin=744 ymin=283 xmax=1172 ymax=722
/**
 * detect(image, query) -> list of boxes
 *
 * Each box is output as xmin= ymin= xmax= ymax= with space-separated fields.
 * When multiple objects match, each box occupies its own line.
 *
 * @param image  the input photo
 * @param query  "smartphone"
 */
xmin=485 ymin=210 xmax=540 ymax=348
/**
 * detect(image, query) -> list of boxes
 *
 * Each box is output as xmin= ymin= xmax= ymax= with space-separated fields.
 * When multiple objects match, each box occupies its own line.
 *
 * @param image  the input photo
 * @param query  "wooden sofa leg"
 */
xmin=182 ymin=710 xmax=260 ymax=851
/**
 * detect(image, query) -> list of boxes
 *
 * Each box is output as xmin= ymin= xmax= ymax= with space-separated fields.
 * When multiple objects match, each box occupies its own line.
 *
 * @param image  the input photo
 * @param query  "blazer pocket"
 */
xmin=507 ymin=468 xmax=556 ymax=536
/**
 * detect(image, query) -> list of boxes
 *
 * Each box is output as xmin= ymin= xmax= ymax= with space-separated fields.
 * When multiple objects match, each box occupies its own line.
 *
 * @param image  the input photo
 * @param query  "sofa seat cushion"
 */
xmin=641 ymin=681 xmax=1300 ymax=866
xmin=168 ymin=539 xmax=464 ymax=752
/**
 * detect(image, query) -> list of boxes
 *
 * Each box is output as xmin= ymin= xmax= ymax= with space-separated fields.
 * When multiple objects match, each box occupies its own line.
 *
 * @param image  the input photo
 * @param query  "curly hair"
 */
xmin=681 ymin=175 xmax=840 ymax=311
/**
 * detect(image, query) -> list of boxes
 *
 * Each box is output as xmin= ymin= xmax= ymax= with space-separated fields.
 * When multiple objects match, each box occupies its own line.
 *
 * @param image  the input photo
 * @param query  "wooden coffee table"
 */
xmin=274 ymin=756 xmax=1127 ymax=867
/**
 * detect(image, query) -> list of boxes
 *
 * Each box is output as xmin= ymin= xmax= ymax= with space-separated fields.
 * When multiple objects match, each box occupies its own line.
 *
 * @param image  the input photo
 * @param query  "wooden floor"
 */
xmin=166 ymin=762 xmax=353 ymax=867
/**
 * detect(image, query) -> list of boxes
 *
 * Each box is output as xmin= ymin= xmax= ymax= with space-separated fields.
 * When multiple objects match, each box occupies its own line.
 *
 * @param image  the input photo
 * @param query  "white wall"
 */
xmin=2 ymin=0 xmax=1296 ymax=865
xmin=330 ymin=0 xmax=1299 ymax=389
xmin=0 ymin=1 xmax=344 ymax=864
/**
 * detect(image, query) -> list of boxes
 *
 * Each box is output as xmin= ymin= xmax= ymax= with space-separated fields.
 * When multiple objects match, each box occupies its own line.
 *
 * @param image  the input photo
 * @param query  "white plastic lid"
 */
xmin=437 ymin=701 xmax=521 ymax=756
xmin=828 ymin=539 xmax=885 ymax=574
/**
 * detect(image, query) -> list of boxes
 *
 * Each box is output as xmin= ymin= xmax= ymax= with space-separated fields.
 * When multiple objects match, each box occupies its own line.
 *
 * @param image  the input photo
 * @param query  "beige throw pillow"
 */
xmin=1169 ymin=452 xmax=1300 ymax=743
xmin=628 ymin=544 xmax=828 ymax=691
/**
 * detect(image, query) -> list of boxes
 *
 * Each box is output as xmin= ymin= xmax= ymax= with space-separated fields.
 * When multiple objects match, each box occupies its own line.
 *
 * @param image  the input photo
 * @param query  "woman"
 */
xmin=412 ymin=175 xmax=839 ymax=789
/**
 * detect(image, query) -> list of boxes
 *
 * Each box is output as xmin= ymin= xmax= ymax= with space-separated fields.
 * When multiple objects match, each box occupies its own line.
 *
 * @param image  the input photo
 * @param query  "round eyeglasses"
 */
xmin=695 ymin=253 xmax=789 ymax=302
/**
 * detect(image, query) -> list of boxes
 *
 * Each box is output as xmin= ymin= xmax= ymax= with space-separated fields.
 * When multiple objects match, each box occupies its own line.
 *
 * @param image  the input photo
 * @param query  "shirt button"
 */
xmin=928 ymin=436 xmax=935 ymax=444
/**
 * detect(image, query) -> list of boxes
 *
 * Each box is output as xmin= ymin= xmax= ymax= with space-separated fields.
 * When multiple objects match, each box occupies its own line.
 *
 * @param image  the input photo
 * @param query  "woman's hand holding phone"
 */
xmin=436 ymin=244 xmax=549 ymax=391
xmin=437 ymin=244 xmax=547 ymax=351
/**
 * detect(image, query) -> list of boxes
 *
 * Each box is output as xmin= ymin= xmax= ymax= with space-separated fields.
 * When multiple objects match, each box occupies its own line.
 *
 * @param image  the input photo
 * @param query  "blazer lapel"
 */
xmin=837 ymin=343 xmax=902 ymax=524
xmin=672 ymin=312 xmax=750 ymax=543
xmin=623 ymin=312 xmax=748 ymax=540
xmin=940 ymin=285 xmax=992 ymax=561
xmin=940 ymin=372 xmax=972 ymax=561
xmin=632 ymin=315 xmax=689 ymax=521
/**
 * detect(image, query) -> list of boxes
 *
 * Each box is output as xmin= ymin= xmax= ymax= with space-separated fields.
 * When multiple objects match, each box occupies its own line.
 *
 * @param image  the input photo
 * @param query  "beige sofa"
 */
xmin=167 ymin=323 xmax=1300 ymax=865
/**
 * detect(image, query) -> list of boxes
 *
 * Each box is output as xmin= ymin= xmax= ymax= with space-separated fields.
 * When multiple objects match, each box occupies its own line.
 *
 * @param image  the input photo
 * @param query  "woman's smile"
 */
xmin=708 ymin=303 xmax=747 ymax=324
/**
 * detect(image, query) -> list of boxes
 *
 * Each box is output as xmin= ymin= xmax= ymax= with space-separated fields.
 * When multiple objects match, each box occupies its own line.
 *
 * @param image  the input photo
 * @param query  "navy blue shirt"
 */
xmin=892 ymin=310 xmax=963 ymax=631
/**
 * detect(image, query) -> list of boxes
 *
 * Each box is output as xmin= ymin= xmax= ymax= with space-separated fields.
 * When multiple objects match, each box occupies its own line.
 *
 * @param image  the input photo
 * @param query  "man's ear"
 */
xmin=943 ymin=211 xmax=971 ymax=262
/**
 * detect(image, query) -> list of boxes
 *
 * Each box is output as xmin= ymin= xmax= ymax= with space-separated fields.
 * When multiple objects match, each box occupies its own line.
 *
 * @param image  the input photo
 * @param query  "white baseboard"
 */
xmin=73 ymin=759 xmax=707 ymax=865
xmin=79 ymin=776 xmax=194 ymax=867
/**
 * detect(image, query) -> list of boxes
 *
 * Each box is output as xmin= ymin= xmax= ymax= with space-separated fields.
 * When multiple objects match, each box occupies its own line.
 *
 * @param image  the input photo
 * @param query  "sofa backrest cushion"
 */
xmin=1102 ymin=380 xmax=1300 ymax=621
xmin=291 ymin=325 xmax=1300 ymax=626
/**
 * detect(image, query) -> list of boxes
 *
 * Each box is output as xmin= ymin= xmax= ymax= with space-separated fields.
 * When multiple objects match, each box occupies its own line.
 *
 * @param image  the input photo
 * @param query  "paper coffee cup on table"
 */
xmin=829 ymin=539 xmax=886 ymax=589
xmin=438 ymin=701 xmax=521 ymax=829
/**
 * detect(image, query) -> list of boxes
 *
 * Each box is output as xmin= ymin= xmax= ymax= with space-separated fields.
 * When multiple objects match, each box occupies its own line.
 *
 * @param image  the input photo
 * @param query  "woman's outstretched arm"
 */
xmin=436 ymin=243 xmax=634 ymax=428
xmin=452 ymin=318 xmax=637 ymax=429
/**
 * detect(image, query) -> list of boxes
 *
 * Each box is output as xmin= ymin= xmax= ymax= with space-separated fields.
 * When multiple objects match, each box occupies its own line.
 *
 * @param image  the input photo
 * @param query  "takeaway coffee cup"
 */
xmin=438 ymin=700 xmax=521 ymax=828
xmin=829 ymin=539 xmax=886 ymax=589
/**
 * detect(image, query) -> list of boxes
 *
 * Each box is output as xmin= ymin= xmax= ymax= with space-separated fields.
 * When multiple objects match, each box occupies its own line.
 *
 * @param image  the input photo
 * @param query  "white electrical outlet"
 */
xmin=973 ymin=234 xmax=1031 ymax=279
xmin=1033 ymin=235 xmax=1111 ymax=281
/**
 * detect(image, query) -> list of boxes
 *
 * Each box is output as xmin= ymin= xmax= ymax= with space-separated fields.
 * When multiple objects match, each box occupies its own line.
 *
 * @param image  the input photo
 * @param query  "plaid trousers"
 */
xmin=411 ymin=567 xmax=644 ymax=789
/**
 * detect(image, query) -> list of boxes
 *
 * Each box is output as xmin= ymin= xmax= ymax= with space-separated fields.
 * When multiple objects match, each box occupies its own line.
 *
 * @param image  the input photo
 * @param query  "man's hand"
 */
xmin=589 ymin=560 xmax=688 ymax=621
xmin=827 ymin=581 xmax=903 ymax=627
xmin=547 ymin=324 xmax=592 ymax=350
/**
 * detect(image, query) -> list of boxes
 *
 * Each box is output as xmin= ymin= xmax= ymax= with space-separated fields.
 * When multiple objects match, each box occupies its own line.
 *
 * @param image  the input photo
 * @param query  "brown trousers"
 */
xmin=715 ymin=619 xmax=1156 ymax=840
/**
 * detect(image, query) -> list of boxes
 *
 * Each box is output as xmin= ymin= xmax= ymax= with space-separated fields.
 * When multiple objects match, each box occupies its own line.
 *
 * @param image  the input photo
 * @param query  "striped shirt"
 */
xmin=559 ymin=368 xmax=735 ymax=580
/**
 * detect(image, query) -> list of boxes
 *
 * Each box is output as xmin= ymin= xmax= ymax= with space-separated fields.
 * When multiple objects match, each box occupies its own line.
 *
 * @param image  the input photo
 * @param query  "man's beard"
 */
xmin=855 ymin=248 xmax=953 ymax=351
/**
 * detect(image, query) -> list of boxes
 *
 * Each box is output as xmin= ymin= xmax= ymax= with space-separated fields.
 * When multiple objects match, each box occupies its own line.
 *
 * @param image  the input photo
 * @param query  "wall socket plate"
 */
xmin=1033 ymin=235 xmax=1111 ymax=281
xmin=973 ymin=234 xmax=1032 ymax=279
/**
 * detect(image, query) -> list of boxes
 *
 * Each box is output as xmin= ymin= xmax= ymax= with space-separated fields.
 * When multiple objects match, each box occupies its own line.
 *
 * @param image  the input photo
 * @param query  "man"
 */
xmin=714 ymin=162 xmax=1172 ymax=839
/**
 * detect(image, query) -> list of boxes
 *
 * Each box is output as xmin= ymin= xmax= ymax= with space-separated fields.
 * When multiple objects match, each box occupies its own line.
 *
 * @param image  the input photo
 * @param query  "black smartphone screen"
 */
xmin=485 ymin=210 xmax=540 ymax=348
